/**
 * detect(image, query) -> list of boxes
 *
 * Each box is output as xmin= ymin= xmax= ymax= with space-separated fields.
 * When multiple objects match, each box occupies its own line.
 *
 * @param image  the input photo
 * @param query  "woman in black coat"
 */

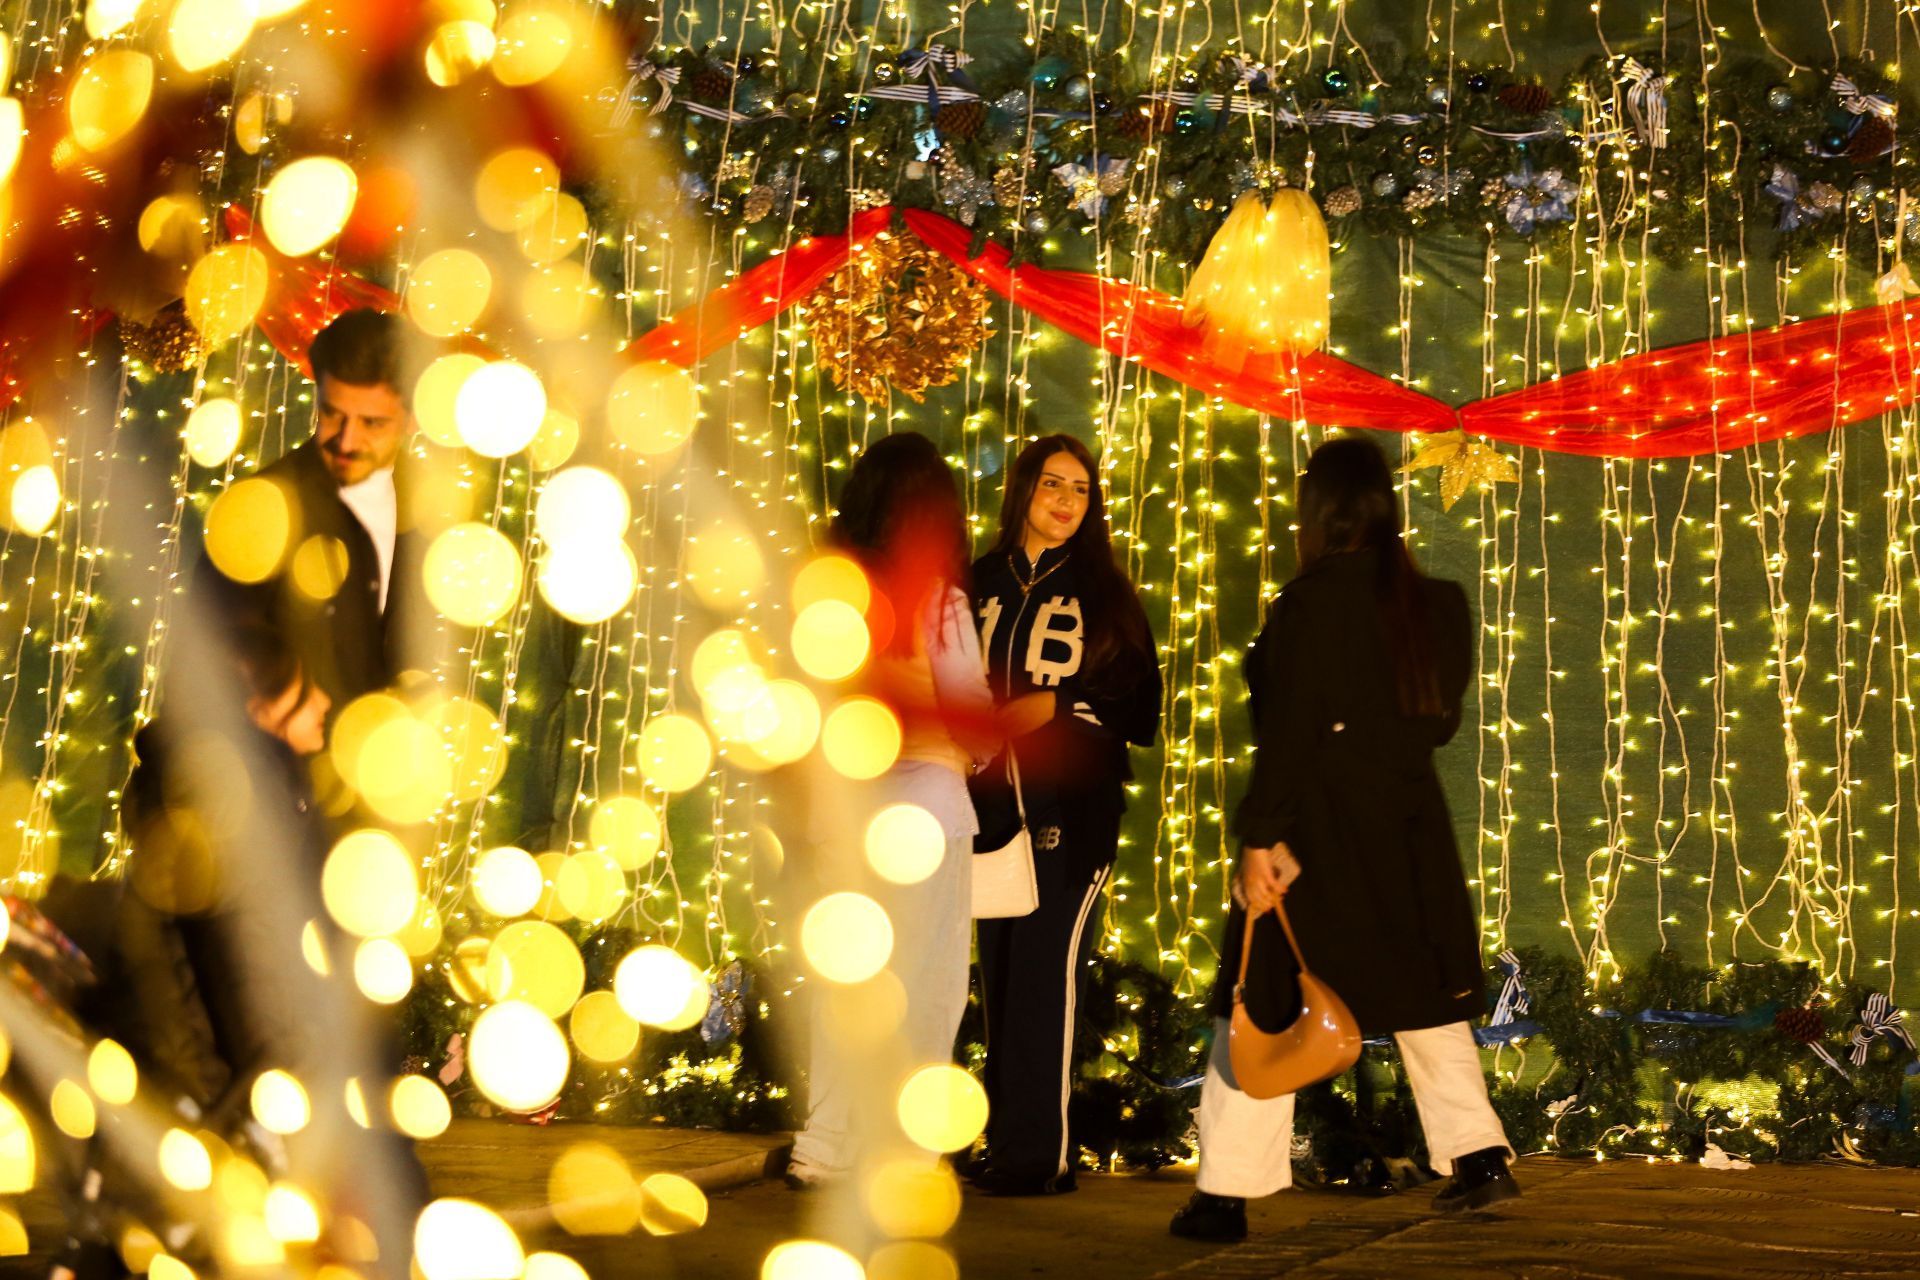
xmin=1170 ymin=436 xmax=1517 ymax=1243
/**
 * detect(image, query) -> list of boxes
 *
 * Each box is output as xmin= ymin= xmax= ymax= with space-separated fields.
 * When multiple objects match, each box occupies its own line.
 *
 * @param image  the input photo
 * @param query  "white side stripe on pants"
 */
xmin=1055 ymin=864 xmax=1110 ymax=1176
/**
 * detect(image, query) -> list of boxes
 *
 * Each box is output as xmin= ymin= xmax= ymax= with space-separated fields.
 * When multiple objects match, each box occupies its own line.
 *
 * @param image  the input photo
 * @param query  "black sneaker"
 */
xmin=1430 ymin=1146 xmax=1520 ymax=1214
xmin=973 ymin=1166 xmax=1078 ymax=1196
xmin=1169 ymin=1191 xmax=1248 ymax=1241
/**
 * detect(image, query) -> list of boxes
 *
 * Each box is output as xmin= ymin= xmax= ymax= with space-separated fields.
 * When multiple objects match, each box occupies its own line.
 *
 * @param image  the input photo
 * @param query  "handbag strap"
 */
xmin=1006 ymin=749 xmax=1027 ymax=823
xmin=1233 ymin=888 xmax=1311 ymax=1005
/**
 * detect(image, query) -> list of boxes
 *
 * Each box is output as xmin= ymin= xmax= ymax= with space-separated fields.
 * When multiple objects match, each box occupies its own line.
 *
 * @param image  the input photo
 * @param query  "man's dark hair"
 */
xmin=307 ymin=309 xmax=412 ymax=401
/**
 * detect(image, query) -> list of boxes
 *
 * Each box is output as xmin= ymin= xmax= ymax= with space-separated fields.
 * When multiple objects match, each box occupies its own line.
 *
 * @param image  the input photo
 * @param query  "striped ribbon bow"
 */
xmin=611 ymin=57 xmax=680 ymax=127
xmin=1490 ymin=949 xmax=1531 ymax=1026
xmin=1620 ymin=58 xmax=1669 ymax=147
xmin=1833 ymin=74 xmax=1897 ymax=120
xmin=865 ymin=44 xmax=980 ymax=110
xmin=1850 ymin=993 xmax=1917 ymax=1066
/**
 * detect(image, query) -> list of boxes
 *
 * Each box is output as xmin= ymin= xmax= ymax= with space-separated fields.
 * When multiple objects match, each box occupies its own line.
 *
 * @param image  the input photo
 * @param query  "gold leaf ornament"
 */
xmin=803 ymin=229 xmax=992 ymax=405
xmin=1399 ymin=430 xmax=1519 ymax=511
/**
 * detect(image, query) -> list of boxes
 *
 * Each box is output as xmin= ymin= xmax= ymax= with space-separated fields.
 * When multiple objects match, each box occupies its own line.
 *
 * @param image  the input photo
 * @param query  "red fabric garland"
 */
xmin=195 ymin=202 xmax=1920 ymax=462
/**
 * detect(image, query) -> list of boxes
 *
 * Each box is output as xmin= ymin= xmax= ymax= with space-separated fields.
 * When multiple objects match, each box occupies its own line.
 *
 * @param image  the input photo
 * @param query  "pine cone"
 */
xmin=1496 ymin=83 xmax=1553 ymax=115
xmin=1322 ymin=185 xmax=1363 ymax=217
xmin=1848 ymin=116 xmax=1896 ymax=162
xmin=692 ymin=67 xmax=734 ymax=102
xmin=935 ymin=99 xmax=986 ymax=140
xmin=1774 ymin=1004 xmax=1826 ymax=1045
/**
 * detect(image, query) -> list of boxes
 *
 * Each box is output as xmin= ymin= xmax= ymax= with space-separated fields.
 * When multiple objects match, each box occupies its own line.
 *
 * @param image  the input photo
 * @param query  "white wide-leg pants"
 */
xmin=1195 ymin=1017 xmax=1511 ymax=1198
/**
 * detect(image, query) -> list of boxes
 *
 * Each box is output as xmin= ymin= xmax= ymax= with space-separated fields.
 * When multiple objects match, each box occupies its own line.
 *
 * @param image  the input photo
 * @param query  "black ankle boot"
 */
xmin=1169 ymin=1190 xmax=1248 ymax=1241
xmin=1431 ymin=1146 xmax=1521 ymax=1213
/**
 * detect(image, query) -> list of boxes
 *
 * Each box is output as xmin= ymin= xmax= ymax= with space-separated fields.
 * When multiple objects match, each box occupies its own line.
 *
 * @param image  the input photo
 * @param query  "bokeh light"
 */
xmin=554 ymin=850 xmax=627 ymax=922
xmin=801 ymin=893 xmax=893 ymax=984
xmin=260 ymin=156 xmax=357 ymax=257
xmin=50 ymin=1079 xmax=95 ymax=1139
xmin=432 ymin=695 xmax=510 ymax=802
xmin=391 ymin=1074 xmax=453 ymax=1139
xmin=467 ymin=1000 xmax=569 ymax=1112
xmin=291 ymin=532 xmax=349 ymax=602
xmin=613 ymin=945 xmax=709 ymax=1030
xmin=528 ymin=410 xmax=580 ymax=471
xmin=637 ymin=1173 xmax=709 ymax=1235
xmin=250 ymin=1069 xmax=311 ymax=1134
xmin=69 ymin=51 xmax=153 ymax=151
xmin=538 ymin=539 xmax=637 ymax=623
xmin=549 ymin=1142 xmax=638 ymax=1235
xmin=536 ymin=467 xmax=629 ymax=546
xmin=492 ymin=6 xmax=573 ymax=85
xmin=606 ymin=361 xmax=697 ymax=456
xmin=821 ymin=697 xmax=902 ymax=780
xmin=521 ymin=261 xmax=596 ymax=337
xmin=184 ymin=244 xmax=271 ymax=346
xmin=158 ymin=1128 xmax=213 ymax=1191
xmin=475 ymin=148 xmax=559 ymax=232
xmin=264 ymin=1184 xmax=322 ymax=1244
xmin=425 ymin=21 xmax=497 ymax=87
xmin=407 ymin=249 xmax=493 ymax=338
xmin=864 ymin=1160 xmax=962 ymax=1238
xmin=791 ymin=600 xmax=871 ymax=682
xmin=9 ymin=466 xmax=58 ymax=536
xmin=482 ymin=920 xmax=585 ymax=1018
xmin=687 ymin=521 xmax=765 ymax=608
xmin=354 ymin=936 xmax=415 ymax=1004
xmin=183 ymin=398 xmax=243 ymax=469
xmin=763 ymin=1241 xmax=864 ymax=1280
xmin=793 ymin=554 xmax=871 ymax=613
xmin=524 ymin=1253 xmax=590 ymax=1280
xmin=868 ymin=1243 xmax=958 ymax=1280
xmin=425 ymin=522 xmax=523 ymax=626
xmin=0 ymin=1096 xmax=31 ymax=1192
xmin=588 ymin=795 xmax=661 ymax=871
xmin=895 ymin=1065 xmax=988 ymax=1154
xmin=568 ymin=990 xmax=640 ymax=1063
xmin=472 ymin=845 xmax=542 ymax=917
xmin=414 ymin=1198 xmax=525 ymax=1280
xmin=87 ymin=1038 xmax=137 ymax=1106
xmin=456 ymin=360 xmax=546 ymax=457
xmin=634 ymin=713 xmax=713 ymax=793
xmin=321 ymin=829 xmax=419 ymax=938
xmin=414 ymin=353 xmax=488 ymax=447
xmin=865 ymin=804 xmax=946 ymax=886
xmin=167 ymin=0 xmax=256 ymax=71
xmin=202 ymin=476 xmax=290 ymax=583
xmin=517 ymin=192 xmax=589 ymax=263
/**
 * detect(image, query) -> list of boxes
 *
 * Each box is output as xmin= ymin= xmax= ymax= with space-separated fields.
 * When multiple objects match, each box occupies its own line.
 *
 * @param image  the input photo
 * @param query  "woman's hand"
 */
xmin=997 ymin=691 xmax=1057 ymax=738
xmin=1234 ymin=843 xmax=1301 ymax=915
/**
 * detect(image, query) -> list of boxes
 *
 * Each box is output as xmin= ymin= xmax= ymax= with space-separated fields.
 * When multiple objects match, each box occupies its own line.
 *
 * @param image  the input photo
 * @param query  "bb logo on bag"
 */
xmin=1025 ymin=597 xmax=1083 ymax=686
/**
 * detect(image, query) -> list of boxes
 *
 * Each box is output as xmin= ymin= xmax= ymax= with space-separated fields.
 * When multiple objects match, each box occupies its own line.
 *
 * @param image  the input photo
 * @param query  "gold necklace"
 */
xmin=1013 ymin=548 xmax=1067 ymax=597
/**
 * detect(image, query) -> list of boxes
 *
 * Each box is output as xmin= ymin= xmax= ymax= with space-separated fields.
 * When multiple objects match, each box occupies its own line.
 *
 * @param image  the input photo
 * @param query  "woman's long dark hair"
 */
xmin=830 ymin=432 xmax=971 ymax=656
xmin=1295 ymin=435 xmax=1442 ymax=718
xmin=991 ymin=433 xmax=1153 ymax=681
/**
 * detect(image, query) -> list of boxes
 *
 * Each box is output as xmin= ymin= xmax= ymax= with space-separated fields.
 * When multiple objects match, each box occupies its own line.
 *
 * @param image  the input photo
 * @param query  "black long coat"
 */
xmin=1209 ymin=547 xmax=1482 ymax=1036
xmin=194 ymin=440 xmax=431 ymax=715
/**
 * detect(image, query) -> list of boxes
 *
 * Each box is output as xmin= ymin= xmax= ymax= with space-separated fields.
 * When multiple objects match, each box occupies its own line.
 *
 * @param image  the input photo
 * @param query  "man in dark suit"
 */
xmin=198 ymin=308 xmax=432 ymax=715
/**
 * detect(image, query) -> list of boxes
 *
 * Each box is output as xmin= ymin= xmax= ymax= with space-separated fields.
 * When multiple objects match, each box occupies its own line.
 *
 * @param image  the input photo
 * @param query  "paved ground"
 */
xmin=432 ymin=1123 xmax=1920 ymax=1279
xmin=20 ymin=1121 xmax=1920 ymax=1276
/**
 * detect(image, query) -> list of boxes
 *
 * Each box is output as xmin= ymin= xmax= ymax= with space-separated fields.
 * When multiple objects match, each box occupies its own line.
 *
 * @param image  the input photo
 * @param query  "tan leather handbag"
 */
xmin=1228 ymin=897 xmax=1363 ymax=1100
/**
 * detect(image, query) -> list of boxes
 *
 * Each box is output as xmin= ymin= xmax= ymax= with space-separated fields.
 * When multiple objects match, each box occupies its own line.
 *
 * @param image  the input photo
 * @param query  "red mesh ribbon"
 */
xmin=1459 ymin=301 xmax=1920 ymax=457
xmin=224 ymin=203 xmax=1920 ymax=461
xmin=898 ymin=209 xmax=1455 ymax=435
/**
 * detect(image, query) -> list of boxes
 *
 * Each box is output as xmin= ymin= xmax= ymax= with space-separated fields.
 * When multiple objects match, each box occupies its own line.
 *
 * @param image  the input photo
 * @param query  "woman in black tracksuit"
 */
xmin=970 ymin=433 xmax=1161 ymax=1196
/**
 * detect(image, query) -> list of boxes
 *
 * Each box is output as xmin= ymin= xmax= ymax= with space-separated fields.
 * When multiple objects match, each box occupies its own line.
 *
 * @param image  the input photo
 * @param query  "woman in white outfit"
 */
xmin=1170 ymin=436 xmax=1518 ymax=1240
xmin=786 ymin=431 xmax=998 ymax=1187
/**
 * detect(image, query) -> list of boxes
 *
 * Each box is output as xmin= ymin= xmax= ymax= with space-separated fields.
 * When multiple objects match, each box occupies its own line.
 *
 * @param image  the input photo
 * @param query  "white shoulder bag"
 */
xmin=970 ymin=754 xmax=1037 ymax=918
